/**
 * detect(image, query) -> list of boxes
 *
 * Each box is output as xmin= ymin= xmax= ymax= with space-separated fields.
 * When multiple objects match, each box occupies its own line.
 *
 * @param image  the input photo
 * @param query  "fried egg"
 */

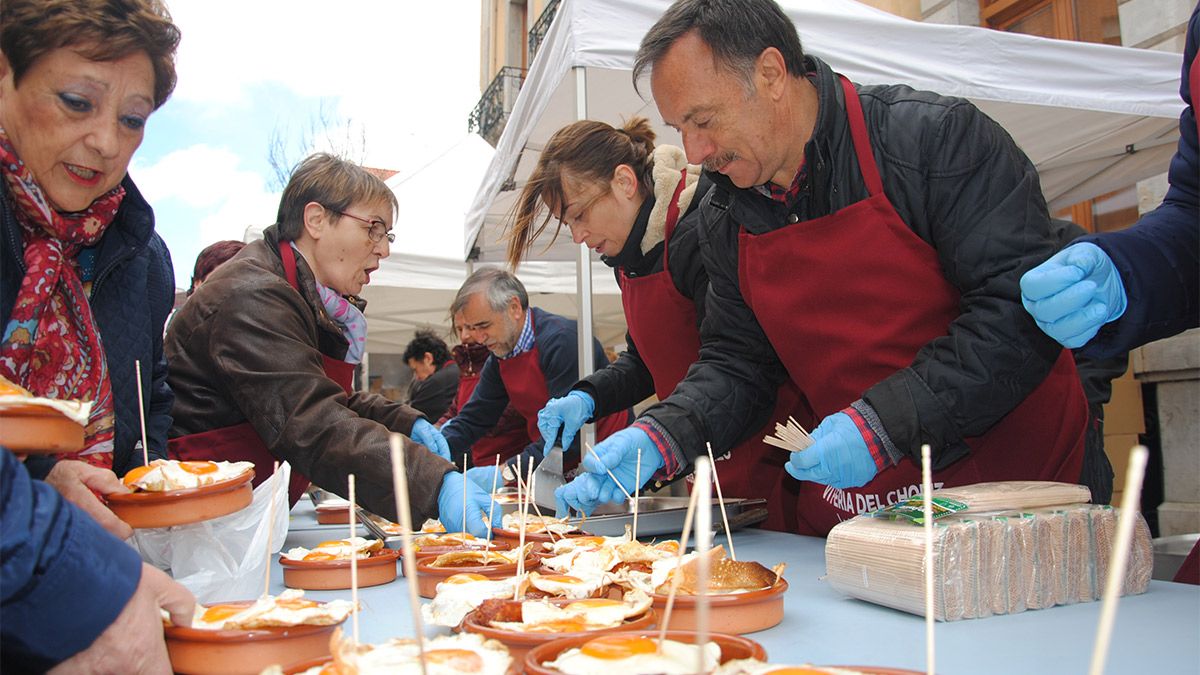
xmin=547 ymin=635 xmax=721 ymax=674
xmin=332 ymin=631 xmax=512 ymax=675
xmin=190 ymin=589 xmax=352 ymax=630
xmin=490 ymin=590 xmax=653 ymax=633
xmin=527 ymin=571 xmax=608 ymax=599
xmin=0 ymin=375 xmax=92 ymax=423
xmin=501 ymin=511 xmax=579 ymax=535
xmin=122 ymin=458 xmax=254 ymax=492
xmin=282 ymin=536 xmax=384 ymax=562
xmin=715 ymin=661 xmax=873 ymax=675
xmin=422 ymin=573 xmax=524 ymax=627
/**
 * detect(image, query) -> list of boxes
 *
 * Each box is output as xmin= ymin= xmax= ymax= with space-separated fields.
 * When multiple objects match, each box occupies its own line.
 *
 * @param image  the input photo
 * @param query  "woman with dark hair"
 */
xmin=166 ymin=153 xmax=497 ymax=536
xmin=0 ymin=0 xmax=194 ymax=670
xmin=188 ymin=239 xmax=245 ymax=295
xmin=510 ymin=118 xmax=805 ymax=530
xmin=402 ymin=328 xmax=460 ymax=421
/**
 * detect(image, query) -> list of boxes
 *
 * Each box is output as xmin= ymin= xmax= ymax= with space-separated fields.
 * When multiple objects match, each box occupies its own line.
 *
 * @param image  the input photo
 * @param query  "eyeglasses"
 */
xmin=325 ymin=206 xmax=395 ymax=243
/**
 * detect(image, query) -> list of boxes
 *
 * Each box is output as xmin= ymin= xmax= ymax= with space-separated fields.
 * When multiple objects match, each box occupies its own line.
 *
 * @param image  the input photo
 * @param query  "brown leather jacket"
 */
xmin=165 ymin=226 xmax=453 ymax=521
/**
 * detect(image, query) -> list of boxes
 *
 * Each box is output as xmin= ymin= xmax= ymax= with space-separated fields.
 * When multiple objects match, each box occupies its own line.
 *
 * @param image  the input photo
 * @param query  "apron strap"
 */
xmin=837 ymin=75 xmax=885 ymax=197
xmin=278 ymin=240 xmax=301 ymax=291
xmin=661 ymin=167 xmax=689 ymax=271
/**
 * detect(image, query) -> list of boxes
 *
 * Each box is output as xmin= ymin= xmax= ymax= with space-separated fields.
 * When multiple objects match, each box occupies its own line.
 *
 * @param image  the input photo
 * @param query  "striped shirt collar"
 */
xmin=500 ymin=309 xmax=535 ymax=359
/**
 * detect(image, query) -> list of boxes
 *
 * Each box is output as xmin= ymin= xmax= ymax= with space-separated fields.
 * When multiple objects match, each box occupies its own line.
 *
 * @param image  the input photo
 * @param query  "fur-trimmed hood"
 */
xmin=641 ymin=145 xmax=703 ymax=254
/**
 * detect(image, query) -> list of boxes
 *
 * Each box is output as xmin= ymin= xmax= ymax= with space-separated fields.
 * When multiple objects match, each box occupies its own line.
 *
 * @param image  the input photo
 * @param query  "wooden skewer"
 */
xmin=263 ymin=461 xmax=281 ymax=598
xmin=657 ymin=473 xmax=701 ymax=651
xmin=513 ymin=462 xmax=531 ymax=601
xmin=461 ymin=456 xmax=468 ymax=537
xmin=583 ymin=443 xmax=633 ymax=501
xmin=633 ymin=448 xmax=641 ymax=541
xmin=920 ymin=445 xmax=935 ymax=675
xmin=486 ymin=455 xmax=500 ymax=549
xmin=514 ymin=468 xmax=558 ymax=542
xmin=764 ymin=416 xmax=815 ymax=453
xmin=348 ymin=473 xmax=360 ymax=648
xmin=1088 ymin=445 xmax=1150 ymax=675
xmin=388 ymin=434 xmax=428 ymax=675
xmin=705 ymin=442 xmax=735 ymax=561
xmin=134 ymin=360 xmax=149 ymax=467
xmin=693 ymin=456 xmax=713 ymax=673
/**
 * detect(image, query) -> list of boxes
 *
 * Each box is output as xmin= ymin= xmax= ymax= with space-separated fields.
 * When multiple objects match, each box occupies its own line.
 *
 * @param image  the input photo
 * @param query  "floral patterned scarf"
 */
xmin=0 ymin=128 xmax=121 ymax=467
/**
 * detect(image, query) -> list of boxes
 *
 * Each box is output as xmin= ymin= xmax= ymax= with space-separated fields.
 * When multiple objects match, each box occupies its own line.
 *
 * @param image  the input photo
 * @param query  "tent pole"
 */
xmin=574 ymin=65 xmax=597 ymax=450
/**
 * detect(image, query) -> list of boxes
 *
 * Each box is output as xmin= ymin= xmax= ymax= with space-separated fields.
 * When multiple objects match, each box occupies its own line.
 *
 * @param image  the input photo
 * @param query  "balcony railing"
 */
xmin=528 ymin=0 xmax=561 ymax=63
xmin=468 ymin=66 xmax=527 ymax=146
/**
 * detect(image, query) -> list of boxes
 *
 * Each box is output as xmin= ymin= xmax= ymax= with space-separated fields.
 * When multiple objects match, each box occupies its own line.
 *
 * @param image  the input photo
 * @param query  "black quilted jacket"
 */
xmin=1 ymin=175 xmax=176 ymax=477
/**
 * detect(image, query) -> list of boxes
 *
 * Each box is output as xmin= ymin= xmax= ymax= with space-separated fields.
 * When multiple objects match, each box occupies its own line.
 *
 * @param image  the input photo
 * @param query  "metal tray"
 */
xmin=309 ymin=487 xmax=350 ymax=512
xmin=565 ymin=497 xmax=769 ymax=538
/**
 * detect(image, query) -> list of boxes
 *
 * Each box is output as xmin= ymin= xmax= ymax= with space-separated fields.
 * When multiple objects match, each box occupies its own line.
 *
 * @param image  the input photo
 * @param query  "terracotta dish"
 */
xmin=650 ymin=578 xmax=788 ymax=634
xmin=280 ymin=548 xmax=400 ymax=590
xmin=398 ymin=540 xmax=514 ymax=577
xmin=462 ymin=602 xmax=657 ymax=663
xmin=105 ymin=470 xmax=254 ymax=528
xmin=0 ymin=406 xmax=84 ymax=454
xmin=523 ymin=629 xmax=766 ymax=675
xmin=415 ymin=554 xmax=539 ymax=598
xmin=492 ymin=528 xmax=591 ymax=547
xmin=314 ymin=505 xmax=350 ymax=525
xmin=165 ymin=602 xmax=344 ymax=675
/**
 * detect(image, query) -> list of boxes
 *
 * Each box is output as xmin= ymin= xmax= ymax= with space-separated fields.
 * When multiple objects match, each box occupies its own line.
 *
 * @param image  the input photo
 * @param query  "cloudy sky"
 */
xmin=132 ymin=0 xmax=484 ymax=287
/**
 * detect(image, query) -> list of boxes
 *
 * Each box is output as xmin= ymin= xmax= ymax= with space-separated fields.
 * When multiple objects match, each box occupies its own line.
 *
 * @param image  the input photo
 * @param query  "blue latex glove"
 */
xmin=437 ymin=471 xmax=501 ymax=537
xmin=411 ymin=419 xmax=451 ymax=461
xmin=555 ymin=426 xmax=664 ymax=516
xmin=537 ymin=391 xmax=595 ymax=456
xmin=1020 ymin=242 xmax=1127 ymax=349
xmin=785 ymin=412 xmax=879 ymax=489
xmin=465 ymin=465 xmax=502 ymax=493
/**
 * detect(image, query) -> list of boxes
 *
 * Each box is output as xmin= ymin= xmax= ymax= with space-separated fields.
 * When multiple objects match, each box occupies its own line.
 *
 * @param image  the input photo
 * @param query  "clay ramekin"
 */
xmin=280 ymin=548 xmax=400 ymax=590
xmin=164 ymin=603 xmax=344 ymax=675
xmin=105 ymin=470 xmax=254 ymax=528
xmin=649 ymin=578 xmax=789 ymax=634
xmin=0 ymin=406 xmax=84 ymax=454
xmin=462 ymin=602 xmax=657 ymax=663
xmin=524 ymin=629 xmax=766 ymax=675
xmin=415 ymin=554 xmax=539 ymax=598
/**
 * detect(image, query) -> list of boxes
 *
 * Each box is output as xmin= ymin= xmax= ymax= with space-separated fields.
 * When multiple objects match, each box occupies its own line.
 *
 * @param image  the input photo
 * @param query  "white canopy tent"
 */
xmin=465 ymin=0 xmax=1185 ymax=264
xmin=244 ymin=134 xmax=627 ymax=355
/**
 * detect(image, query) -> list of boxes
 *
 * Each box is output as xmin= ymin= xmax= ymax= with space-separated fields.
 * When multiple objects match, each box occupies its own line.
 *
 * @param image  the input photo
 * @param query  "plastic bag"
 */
xmin=130 ymin=463 xmax=291 ymax=604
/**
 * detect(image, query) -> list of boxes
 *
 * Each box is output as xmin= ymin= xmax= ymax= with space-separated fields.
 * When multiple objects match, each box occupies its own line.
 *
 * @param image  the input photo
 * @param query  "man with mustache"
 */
xmin=557 ymin=0 xmax=1096 ymax=534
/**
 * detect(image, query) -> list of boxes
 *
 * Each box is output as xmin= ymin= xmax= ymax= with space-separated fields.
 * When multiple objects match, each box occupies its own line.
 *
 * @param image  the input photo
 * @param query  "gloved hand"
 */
xmin=537 ymin=391 xmax=595 ymax=456
xmin=465 ymin=465 xmax=502 ymax=493
xmin=1020 ymin=242 xmax=1127 ymax=349
xmin=437 ymin=471 xmax=501 ymax=537
xmin=554 ymin=472 xmax=608 ymax=518
xmin=411 ymin=418 xmax=451 ymax=461
xmin=555 ymin=426 xmax=664 ymax=517
xmin=785 ymin=412 xmax=880 ymax=489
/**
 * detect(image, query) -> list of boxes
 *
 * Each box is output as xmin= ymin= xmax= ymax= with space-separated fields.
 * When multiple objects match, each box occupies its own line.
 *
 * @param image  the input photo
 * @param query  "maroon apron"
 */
xmin=169 ymin=242 xmax=354 ymax=507
xmin=619 ymin=170 xmax=810 ymax=532
xmin=457 ymin=371 xmax=535 ymax=466
xmin=736 ymin=77 xmax=1088 ymax=535
xmin=495 ymin=314 xmax=627 ymax=461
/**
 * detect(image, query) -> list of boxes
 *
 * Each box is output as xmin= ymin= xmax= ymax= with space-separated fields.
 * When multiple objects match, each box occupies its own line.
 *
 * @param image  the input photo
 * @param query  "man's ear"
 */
xmin=302 ymin=202 xmax=328 ymax=240
xmin=756 ymin=47 xmax=789 ymax=100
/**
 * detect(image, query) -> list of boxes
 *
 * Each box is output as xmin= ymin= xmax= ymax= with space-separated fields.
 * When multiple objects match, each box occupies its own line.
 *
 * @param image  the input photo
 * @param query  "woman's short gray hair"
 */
xmin=451 ymin=267 xmax=529 ymax=316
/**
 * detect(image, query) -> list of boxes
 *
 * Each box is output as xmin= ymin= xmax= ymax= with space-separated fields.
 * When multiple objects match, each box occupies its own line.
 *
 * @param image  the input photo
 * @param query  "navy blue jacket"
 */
xmin=441 ymin=307 xmax=629 ymax=468
xmin=1 ymin=175 xmax=175 ymax=477
xmin=1 ymin=448 xmax=142 ymax=672
xmin=1078 ymin=7 xmax=1199 ymax=359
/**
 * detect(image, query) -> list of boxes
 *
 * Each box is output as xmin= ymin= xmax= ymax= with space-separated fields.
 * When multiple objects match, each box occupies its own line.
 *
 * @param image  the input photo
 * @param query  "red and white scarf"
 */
xmin=0 ymin=128 xmax=121 ymax=467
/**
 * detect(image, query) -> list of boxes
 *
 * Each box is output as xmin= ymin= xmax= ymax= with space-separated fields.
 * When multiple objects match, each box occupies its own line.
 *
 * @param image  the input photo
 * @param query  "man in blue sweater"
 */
xmin=1 ymin=449 xmax=194 ymax=672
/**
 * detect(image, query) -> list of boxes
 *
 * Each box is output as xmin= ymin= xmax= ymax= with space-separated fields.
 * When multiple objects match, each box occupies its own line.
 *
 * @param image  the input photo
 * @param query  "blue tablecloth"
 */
xmin=276 ymin=499 xmax=1200 ymax=673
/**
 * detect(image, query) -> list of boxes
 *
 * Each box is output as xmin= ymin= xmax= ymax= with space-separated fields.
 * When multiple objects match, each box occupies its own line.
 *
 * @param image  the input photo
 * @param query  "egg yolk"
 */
xmin=303 ymin=551 xmax=339 ymax=561
xmin=317 ymin=540 xmax=350 ymax=548
xmin=541 ymin=574 xmax=583 ymax=584
xmin=0 ymin=377 xmax=31 ymax=396
xmin=566 ymin=598 xmax=623 ymax=610
xmin=445 ymin=573 xmax=490 ymax=584
xmin=276 ymin=598 xmax=320 ymax=611
xmin=202 ymin=604 xmax=246 ymax=623
xmin=424 ymin=648 xmax=483 ymax=671
xmin=534 ymin=618 xmax=591 ymax=632
xmin=179 ymin=460 xmax=218 ymax=475
xmin=581 ymin=635 xmax=658 ymax=659
xmin=766 ymin=670 xmax=834 ymax=675
xmin=655 ymin=541 xmax=680 ymax=554
xmin=573 ymin=536 xmax=606 ymax=547
xmin=122 ymin=464 xmax=154 ymax=487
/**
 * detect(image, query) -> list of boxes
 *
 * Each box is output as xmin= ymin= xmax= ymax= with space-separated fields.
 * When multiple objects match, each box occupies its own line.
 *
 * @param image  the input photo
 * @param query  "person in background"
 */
xmin=165 ymin=153 xmax=495 ymax=535
xmin=509 ymin=117 xmax=806 ymax=531
xmin=402 ymin=328 xmax=459 ymax=421
xmin=1021 ymin=7 xmax=1197 ymax=359
xmin=188 ymin=239 xmax=245 ymax=296
xmin=430 ymin=268 xmax=632 ymax=479
xmin=0 ymin=0 xmax=179 ymax=538
xmin=558 ymin=0 xmax=1092 ymax=533
xmin=0 ymin=1 xmax=194 ymax=671
xmin=437 ymin=313 xmax=533 ymax=467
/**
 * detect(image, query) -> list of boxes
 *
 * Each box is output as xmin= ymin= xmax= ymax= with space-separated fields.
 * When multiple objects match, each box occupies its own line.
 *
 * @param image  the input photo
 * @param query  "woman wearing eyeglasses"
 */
xmin=510 ymin=119 xmax=808 ymax=531
xmin=164 ymin=153 xmax=496 ymax=535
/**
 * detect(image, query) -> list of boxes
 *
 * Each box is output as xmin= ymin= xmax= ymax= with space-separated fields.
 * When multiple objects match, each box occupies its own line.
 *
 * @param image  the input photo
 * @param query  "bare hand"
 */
xmin=44 ymin=460 xmax=133 ymax=540
xmin=47 ymin=564 xmax=194 ymax=674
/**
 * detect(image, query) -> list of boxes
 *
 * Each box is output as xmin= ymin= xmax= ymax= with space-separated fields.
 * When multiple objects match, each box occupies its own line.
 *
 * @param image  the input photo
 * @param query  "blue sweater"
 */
xmin=441 ymin=307 xmax=619 ymax=468
xmin=1 ymin=175 xmax=175 ymax=477
xmin=0 ymin=449 xmax=142 ymax=672
xmin=1078 ymin=7 xmax=1199 ymax=359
